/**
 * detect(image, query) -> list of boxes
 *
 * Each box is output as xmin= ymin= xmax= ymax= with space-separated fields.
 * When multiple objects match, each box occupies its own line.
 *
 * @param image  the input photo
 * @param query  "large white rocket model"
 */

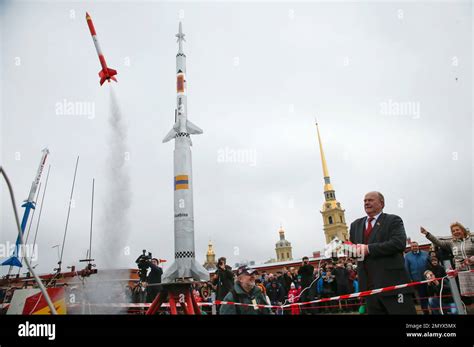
xmin=162 ymin=22 xmax=209 ymax=282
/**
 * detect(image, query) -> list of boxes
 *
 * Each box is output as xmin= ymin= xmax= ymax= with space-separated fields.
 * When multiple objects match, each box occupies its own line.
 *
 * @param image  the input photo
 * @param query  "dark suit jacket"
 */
xmin=350 ymin=213 xmax=412 ymax=296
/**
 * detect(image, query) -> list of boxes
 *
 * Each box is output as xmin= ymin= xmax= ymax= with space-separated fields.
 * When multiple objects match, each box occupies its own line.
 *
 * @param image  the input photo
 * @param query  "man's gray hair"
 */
xmin=376 ymin=191 xmax=385 ymax=205
xmin=367 ymin=191 xmax=385 ymax=207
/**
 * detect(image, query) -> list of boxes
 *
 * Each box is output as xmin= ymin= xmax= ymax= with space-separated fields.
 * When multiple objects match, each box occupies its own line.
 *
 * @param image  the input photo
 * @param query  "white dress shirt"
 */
xmin=365 ymin=211 xmax=382 ymax=230
xmin=365 ymin=211 xmax=382 ymax=254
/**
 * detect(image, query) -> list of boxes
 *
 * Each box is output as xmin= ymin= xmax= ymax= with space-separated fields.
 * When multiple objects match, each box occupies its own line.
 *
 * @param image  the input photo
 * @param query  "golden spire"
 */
xmin=207 ymin=240 xmax=215 ymax=256
xmin=315 ymin=121 xmax=334 ymax=192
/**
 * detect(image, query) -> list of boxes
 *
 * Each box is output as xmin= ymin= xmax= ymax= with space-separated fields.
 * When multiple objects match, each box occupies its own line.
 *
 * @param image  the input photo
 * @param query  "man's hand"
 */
xmin=347 ymin=244 xmax=368 ymax=259
xmin=355 ymin=244 xmax=369 ymax=257
xmin=420 ymin=226 xmax=428 ymax=235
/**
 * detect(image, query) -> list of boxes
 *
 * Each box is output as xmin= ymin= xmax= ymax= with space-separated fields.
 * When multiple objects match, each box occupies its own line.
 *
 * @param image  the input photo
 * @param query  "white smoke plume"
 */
xmin=68 ymin=269 xmax=136 ymax=314
xmin=74 ymin=87 xmax=135 ymax=314
xmin=53 ymin=87 xmax=135 ymax=314
xmin=99 ymin=87 xmax=132 ymax=269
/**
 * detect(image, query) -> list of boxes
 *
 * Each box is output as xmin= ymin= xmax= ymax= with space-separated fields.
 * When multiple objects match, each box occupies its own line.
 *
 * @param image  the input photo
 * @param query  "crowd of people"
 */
xmin=3 ymin=187 xmax=472 ymax=317
xmin=134 ymin=192 xmax=474 ymax=315
xmin=184 ymin=256 xmax=362 ymax=315
xmin=205 ymin=228 xmax=472 ymax=315
xmin=405 ymin=239 xmax=459 ymax=315
xmin=210 ymin=192 xmax=473 ymax=315
xmin=136 ymin=226 xmax=473 ymax=315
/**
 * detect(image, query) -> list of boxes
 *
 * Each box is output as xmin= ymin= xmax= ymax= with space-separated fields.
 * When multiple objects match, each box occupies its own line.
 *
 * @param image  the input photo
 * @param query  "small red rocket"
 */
xmin=86 ymin=12 xmax=117 ymax=86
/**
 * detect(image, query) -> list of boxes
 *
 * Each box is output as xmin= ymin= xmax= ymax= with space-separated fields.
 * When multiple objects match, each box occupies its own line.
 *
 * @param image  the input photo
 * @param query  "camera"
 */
xmin=135 ymin=249 xmax=152 ymax=282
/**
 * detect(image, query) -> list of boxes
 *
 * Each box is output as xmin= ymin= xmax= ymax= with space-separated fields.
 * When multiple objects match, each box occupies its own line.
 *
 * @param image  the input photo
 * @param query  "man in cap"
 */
xmin=219 ymin=265 xmax=272 ymax=315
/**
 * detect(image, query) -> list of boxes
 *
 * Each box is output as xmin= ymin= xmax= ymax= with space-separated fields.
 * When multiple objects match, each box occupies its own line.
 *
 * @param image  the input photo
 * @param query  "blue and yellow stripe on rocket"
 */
xmin=175 ymin=175 xmax=189 ymax=190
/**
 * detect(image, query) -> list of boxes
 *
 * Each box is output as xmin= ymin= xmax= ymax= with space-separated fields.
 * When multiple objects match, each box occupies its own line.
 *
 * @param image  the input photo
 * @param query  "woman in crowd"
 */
xmin=421 ymin=222 xmax=474 ymax=307
xmin=421 ymin=222 xmax=474 ymax=271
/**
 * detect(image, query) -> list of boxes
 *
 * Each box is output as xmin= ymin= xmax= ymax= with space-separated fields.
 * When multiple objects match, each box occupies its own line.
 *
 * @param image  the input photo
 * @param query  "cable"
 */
xmin=437 ymin=274 xmax=463 ymax=315
xmin=280 ymin=264 xmax=321 ymax=309
xmin=0 ymin=166 xmax=57 ymax=314
xmin=439 ymin=276 xmax=445 ymax=315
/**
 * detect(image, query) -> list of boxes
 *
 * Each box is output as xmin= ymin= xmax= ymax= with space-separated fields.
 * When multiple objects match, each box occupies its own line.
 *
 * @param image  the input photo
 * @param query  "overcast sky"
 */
xmin=0 ymin=0 xmax=472 ymax=275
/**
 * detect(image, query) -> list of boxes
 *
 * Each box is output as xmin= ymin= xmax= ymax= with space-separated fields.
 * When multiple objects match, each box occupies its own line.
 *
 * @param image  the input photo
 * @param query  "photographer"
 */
xmin=212 ymin=257 xmax=234 ymax=302
xmin=298 ymin=256 xmax=314 ymax=314
xmin=317 ymin=269 xmax=336 ymax=313
xmin=145 ymin=258 xmax=163 ymax=303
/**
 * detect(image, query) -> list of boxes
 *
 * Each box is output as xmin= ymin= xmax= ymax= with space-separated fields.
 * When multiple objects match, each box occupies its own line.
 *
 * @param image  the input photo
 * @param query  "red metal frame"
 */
xmin=146 ymin=282 xmax=201 ymax=315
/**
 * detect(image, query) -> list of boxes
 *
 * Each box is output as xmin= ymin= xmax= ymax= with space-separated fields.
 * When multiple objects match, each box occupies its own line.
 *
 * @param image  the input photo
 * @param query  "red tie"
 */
xmin=364 ymin=217 xmax=375 ymax=244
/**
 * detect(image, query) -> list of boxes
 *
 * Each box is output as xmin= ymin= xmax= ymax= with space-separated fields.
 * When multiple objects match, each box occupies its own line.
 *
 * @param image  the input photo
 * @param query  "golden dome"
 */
xmin=206 ymin=241 xmax=215 ymax=256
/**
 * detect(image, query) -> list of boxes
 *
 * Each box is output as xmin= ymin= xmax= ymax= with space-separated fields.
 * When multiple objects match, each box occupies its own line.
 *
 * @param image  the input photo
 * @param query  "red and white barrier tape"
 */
xmin=2 ymin=269 xmax=470 ymax=311
xmin=215 ymin=269 xmax=473 ymax=310
xmin=1 ymin=302 xmax=214 ymax=310
xmin=67 ymin=302 xmax=213 ymax=308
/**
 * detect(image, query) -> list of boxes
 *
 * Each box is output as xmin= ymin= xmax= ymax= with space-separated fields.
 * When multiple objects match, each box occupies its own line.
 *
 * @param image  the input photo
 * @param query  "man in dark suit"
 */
xmin=349 ymin=191 xmax=416 ymax=314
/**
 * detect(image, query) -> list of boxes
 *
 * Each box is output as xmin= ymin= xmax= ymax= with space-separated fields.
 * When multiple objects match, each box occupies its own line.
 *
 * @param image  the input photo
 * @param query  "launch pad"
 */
xmin=145 ymin=282 xmax=202 ymax=315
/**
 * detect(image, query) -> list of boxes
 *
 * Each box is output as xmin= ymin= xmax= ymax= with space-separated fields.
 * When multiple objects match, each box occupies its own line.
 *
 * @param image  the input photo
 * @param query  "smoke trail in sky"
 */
xmin=99 ymin=87 xmax=131 ymax=269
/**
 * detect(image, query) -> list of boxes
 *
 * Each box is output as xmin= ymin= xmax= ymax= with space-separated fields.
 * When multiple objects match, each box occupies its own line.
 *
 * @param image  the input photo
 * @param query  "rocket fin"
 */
xmin=186 ymin=120 xmax=203 ymax=135
xmin=163 ymin=127 xmax=177 ymax=143
xmin=190 ymin=259 xmax=210 ymax=281
xmin=1 ymin=256 xmax=22 ymax=267
xmin=161 ymin=261 xmax=179 ymax=283
xmin=107 ymin=68 xmax=117 ymax=77
xmin=162 ymin=259 xmax=209 ymax=283
xmin=98 ymin=68 xmax=117 ymax=85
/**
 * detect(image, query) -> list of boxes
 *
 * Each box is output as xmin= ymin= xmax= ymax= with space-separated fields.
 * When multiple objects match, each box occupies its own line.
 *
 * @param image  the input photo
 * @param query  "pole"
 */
xmin=442 ymin=260 xmax=466 ymax=315
xmin=58 ymin=156 xmax=80 ymax=273
xmin=89 ymin=178 xmax=95 ymax=263
xmin=211 ymin=292 xmax=216 ymax=315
